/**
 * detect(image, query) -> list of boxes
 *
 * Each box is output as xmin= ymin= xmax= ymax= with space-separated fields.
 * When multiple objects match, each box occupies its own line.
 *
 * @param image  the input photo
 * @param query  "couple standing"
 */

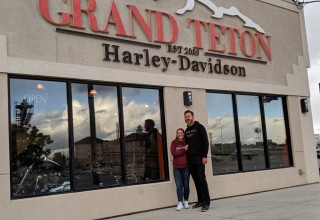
xmin=170 ymin=110 xmax=210 ymax=212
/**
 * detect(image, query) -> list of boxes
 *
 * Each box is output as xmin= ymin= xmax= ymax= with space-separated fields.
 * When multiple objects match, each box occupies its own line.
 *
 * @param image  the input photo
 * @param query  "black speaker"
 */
xmin=183 ymin=91 xmax=192 ymax=106
xmin=300 ymin=98 xmax=308 ymax=113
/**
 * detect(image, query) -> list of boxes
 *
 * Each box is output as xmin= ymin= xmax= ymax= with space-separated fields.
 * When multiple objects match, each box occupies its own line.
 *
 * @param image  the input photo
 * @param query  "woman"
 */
xmin=171 ymin=128 xmax=190 ymax=211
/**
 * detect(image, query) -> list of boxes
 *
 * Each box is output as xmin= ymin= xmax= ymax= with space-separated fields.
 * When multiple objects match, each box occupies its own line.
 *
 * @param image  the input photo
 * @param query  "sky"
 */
xmin=304 ymin=3 xmax=320 ymax=135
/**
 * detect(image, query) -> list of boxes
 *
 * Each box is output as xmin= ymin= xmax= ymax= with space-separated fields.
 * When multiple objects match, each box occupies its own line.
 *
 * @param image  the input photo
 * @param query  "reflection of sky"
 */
xmin=206 ymin=93 xmax=235 ymax=144
xmin=122 ymin=87 xmax=161 ymax=134
xmin=237 ymin=95 xmax=263 ymax=145
xmin=264 ymin=98 xmax=286 ymax=144
xmin=72 ymin=84 xmax=119 ymax=141
xmin=10 ymin=78 xmax=69 ymax=151
xmin=122 ymin=87 xmax=160 ymax=107
xmin=11 ymin=80 xmax=163 ymax=151
xmin=207 ymin=94 xmax=287 ymax=145
xmin=72 ymin=85 xmax=162 ymax=141
xmin=10 ymin=78 xmax=67 ymax=114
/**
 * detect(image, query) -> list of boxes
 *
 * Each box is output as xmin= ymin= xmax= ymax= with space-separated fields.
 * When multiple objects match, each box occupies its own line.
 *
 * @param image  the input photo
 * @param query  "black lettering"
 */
xmin=122 ymin=51 xmax=133 ymax=64
xmin=191 ymin=61 xmax=200 ymax=72
xmin=238 ymin=67 xmax=246 ymax=77
xmin=199 ymin=62 xmax=207 ymax=72
xmin=143 ymin=49 xmax=150 ymax=66
xmin=133 ymin=53 xmax=143 ymax=65
xmin=208 ymin=58 xmax=213 ymax=73
xmin=231 ymin=66 xmax=238 ymax=75
xmin=223 ymin=65 xmax=230 ymax=74
xmin=103 ymin=44 xmax=120 ymax=62
xmin=178 ymin=55 xmax=190 ymax=70
xmin=152 ymin=56 xmax=161 ymax=67
xmin=167 ymin=45 xmax=174 ymax=53
xmin=214 ymin=59 xmax=222 ymax=74
xmin=161 ymin=57 xmax=171 ymax=72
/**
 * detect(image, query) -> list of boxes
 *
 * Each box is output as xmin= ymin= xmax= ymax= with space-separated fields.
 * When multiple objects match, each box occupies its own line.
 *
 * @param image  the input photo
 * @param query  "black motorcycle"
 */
xmin=13 ymin=145 xmax=70 ymax=197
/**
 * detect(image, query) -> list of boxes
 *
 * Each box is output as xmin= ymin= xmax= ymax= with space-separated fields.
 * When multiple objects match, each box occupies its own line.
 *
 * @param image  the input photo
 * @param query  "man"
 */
xmin=184 ymin=110 xmax=210 ymax=212
xmin=144 ymin=119 xmax=160 ymax=181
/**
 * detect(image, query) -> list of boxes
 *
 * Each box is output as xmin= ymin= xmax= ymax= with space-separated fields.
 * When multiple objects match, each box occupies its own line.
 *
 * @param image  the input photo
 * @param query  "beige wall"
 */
xmin=0 ymin=0 xmax=307 ymax=86
xmin=0 ymin=0 xmax=319 ymax=219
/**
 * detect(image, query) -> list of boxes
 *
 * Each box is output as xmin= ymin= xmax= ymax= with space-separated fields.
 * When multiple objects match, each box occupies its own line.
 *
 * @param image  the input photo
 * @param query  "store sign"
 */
xmin=38 ymin=0 xmax=272 ymax=76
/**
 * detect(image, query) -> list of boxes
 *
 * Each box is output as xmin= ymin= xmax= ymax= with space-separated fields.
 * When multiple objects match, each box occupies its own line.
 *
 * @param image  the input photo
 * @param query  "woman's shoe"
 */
xmin=176 ymin=202 xmax=184 ymax=211
xmin=184 ymin=201 xmax=189 ymax=209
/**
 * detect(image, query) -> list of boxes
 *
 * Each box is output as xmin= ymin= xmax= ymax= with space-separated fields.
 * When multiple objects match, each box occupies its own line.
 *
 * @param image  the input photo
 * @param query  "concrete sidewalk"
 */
xmin=107 ymin=183 xmax=320 ymax=220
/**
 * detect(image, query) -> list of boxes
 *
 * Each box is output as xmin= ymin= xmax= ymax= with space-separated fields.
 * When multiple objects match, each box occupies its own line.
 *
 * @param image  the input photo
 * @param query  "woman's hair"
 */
xmin=175 ymin=128 xmax=185 ymax=141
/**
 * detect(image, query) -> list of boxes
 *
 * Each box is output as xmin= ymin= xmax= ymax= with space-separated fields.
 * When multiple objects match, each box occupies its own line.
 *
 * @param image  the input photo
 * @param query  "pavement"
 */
xmin=106 ymin=183 xmax=320 ymax=220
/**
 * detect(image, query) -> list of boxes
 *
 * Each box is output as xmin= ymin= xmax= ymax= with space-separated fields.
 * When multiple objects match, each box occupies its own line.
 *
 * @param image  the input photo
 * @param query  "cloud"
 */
xmin=208 ymin=114 xmax=287 ymax=145
xmin=24 ymin=94 xmax=162 ymax=154
xmin=305 ymin=5 xmax=320 ymax=65
xmin=305 ymin=4 xmax=320 ymax=134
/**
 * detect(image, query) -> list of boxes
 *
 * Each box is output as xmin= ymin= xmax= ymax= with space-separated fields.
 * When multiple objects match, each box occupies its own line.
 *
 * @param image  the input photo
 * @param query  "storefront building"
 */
xmin=0 ymin=0 xmax=319 ymax=219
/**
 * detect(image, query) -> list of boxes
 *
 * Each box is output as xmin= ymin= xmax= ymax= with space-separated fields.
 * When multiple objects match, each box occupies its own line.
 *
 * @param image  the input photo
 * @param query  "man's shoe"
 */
xmin=192 ymin=202 xmax=202 ymax=209
xmin=201 ymin=204 xmax=210 ymax=212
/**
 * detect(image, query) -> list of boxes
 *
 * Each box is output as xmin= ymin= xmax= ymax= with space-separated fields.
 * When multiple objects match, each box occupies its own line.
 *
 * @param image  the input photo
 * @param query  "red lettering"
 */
xmin=127 ymin=5 xmax=152 ymax=41
xmin=38 ymin=0 xmax=70 ymax=26
xmin=227 ymin=27 xmax=240 ymax=55
xmin=188 ymin=18 xmax=208 ymax=49
xmin=240 ymin=30 xmax=256 ymax=58
xmin=153 ymin=11 xmax=178 ymax=44
xmin=256 ymin=33 xmax=272 ymax=61
xmin=71 ymin=0 xmax=99 ymax=32
xmin=102 ymin=0 xmax=129 ymax=37
xmin=209 ymin=23 xmax=227 ymax=53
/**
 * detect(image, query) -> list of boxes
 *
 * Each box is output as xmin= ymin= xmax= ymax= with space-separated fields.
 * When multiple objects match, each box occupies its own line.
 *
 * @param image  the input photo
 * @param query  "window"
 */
xmin=263 ymin=96 xmax=290 ymax=168
xmin=237 ymin=95 xmax=266 ymax=171
xmin=72 ymin=84 xmax=121 ymax=189
xmin=122 ymin=87 xmax=165 ymax=183
xmin=10 ymin=77 xmax=167 ymax=198
xmin=206 ymin=93 xmax=238 ymax=174
xmin=206 ymin=92 xmax=292 ymax=175
xmin=10 ymin=78 xmax=70 ymax=198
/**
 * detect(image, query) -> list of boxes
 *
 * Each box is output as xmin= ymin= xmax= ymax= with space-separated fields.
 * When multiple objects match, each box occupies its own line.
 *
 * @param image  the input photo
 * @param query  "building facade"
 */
xmin=0 ymin=0 xmax=319 ymax=219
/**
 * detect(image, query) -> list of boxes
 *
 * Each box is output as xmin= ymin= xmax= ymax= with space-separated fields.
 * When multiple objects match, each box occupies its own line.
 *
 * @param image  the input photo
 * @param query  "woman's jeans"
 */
xmin=173 ymin=167 xmax=190 ymax=202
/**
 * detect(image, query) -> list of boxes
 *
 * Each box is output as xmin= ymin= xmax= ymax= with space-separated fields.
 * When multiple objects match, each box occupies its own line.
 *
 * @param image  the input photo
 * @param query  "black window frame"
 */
xmin=8 ymin=75 xmax=169 ymax=199
xmin=206 ymin=90 xmax=293 ymax=175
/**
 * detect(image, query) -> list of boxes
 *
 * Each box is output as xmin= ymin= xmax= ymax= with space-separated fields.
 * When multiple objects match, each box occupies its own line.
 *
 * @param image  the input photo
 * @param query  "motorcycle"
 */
xmin=13 ymin=145 xmax=70 ymax=197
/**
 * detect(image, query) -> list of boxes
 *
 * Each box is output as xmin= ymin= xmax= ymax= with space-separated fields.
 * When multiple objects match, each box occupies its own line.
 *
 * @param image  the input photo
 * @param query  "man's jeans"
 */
xmin=173 ymin=167 xmax=190 ymax=202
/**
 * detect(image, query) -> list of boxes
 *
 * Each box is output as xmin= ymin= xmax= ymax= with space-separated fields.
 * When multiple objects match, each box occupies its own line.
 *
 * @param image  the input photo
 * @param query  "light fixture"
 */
xmin=300 ymin=98 xmax=309 ymax=113
xmin=292 ymin=0 xmax=320 ymax=9
xmin=144 ymin=104 xmax=149 ymax=108
xmin=89 ymin=89 xmax=97 ymax=97
xmin=183 ymin=91 xmax=192 ymax=106
xmin=36 ymin=83 xmax=44 ymax=90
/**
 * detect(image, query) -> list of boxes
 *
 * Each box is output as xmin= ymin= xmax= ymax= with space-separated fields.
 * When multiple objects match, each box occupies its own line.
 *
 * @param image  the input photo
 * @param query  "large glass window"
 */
xmin=10 ymin=77 xmax=167 ymax=198
xmin=10 ymin=78 xmax=70 ymax=198
xmin=72 ymin=84 xmax=121 ymax=189
xmin=122 ymin=87 xmax=165 ymax=183
xmin=206 ymin=93 xmax=238 ymax=174
xmin=263 ymin=96 xmax=290 ymax=168
xmin=237 ymin=95 xmax=266 ymax=171
xmin=206 ymin=92 xmax=292 ymax=175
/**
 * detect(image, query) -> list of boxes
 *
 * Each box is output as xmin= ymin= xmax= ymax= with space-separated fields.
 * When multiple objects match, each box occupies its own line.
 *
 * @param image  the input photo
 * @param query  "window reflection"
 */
xmin=122 ymin=87 xmax=165 ymax=183
xmin=10 ymin=78 xmax=167 ymax=197
xmin=263 ymin=96 xmax=289 ymax=168
xmin=72 ymin=84 xmax=121 ymax=189
xmin=206 ymin=93 xmax=238 ymax=174
xmin=237 ymin=95 xmax=266 ymax=171
xmin=10 ymin=79 xmax=70 ymax=198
